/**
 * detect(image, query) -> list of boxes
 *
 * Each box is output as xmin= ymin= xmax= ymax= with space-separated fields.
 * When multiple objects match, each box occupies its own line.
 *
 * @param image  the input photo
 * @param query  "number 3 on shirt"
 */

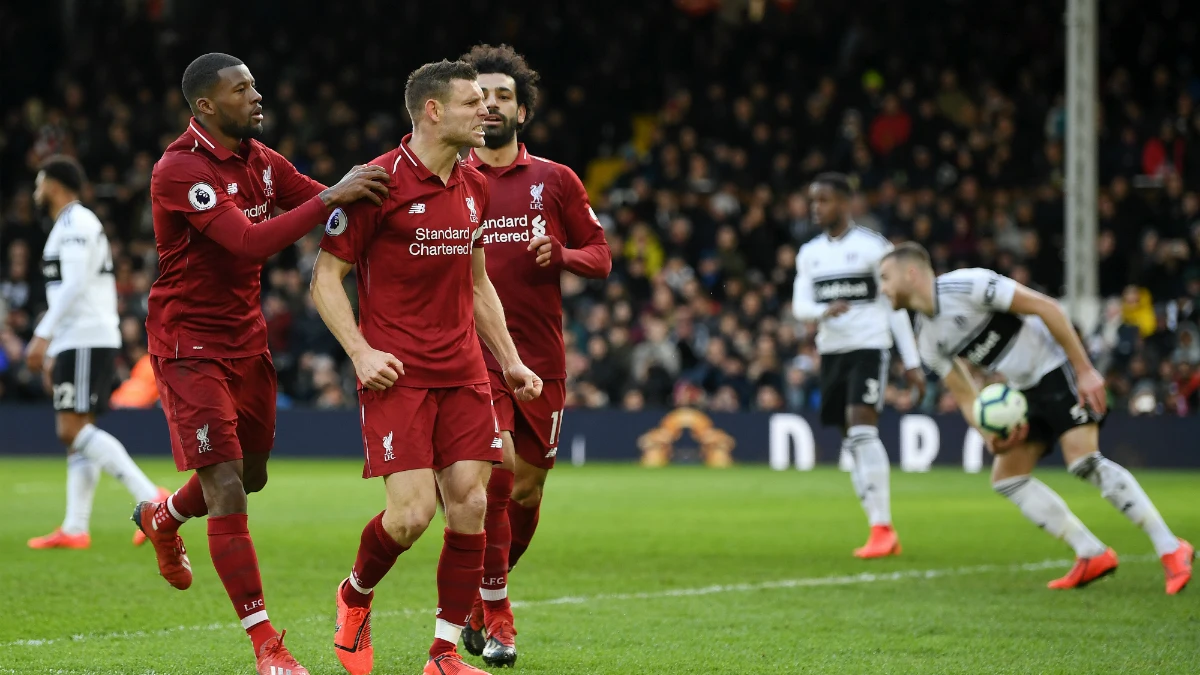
xmin=547 ymin=409 xmax=566 ymax=446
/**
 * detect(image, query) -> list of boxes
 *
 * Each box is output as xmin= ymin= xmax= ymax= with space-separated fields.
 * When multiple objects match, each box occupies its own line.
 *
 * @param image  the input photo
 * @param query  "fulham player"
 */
xmin=133 ymin=53 xmax=389 ymax=675
xmin=792 ymin=173 xmax=925 ymax=559
xmin=879 ymin=242 xmax=1193 ymax=593
xmin=314 ymin=60 xmax=541 ymax=675
xmin=459 ymin=44 xmax=612 ymax=666
xmin=25 ymin=155 xmax=169 ymax=550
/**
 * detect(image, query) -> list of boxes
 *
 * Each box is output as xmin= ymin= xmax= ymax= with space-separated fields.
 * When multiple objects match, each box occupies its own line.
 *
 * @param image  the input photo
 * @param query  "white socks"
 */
xmin=846 ymin=425 xmax=892 ymax=526
xmin=62 ymin=453 xmax=100 ymax=535
xmin=73 ymin=424 xmax=158 ymax=502
xmin=1069 ymin=453 xmax=1180 ymax=557
xmin=993 ymin=475 xmax=1108 ymax=558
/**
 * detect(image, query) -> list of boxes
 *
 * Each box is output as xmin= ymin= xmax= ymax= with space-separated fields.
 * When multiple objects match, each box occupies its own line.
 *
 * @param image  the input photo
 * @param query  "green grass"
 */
xmin=1 ymin=459 xmax=1198 ymax=674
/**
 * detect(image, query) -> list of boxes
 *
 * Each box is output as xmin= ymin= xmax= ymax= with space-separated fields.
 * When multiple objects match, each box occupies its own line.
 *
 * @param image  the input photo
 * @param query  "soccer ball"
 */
xmin=972 ymin=383 xmax=1028 ymax=438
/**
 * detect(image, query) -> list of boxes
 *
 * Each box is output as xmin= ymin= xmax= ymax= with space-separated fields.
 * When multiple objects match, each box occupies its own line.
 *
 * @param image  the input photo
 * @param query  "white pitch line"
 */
xmin=0 ymin=555 xmax=1157 ymax=650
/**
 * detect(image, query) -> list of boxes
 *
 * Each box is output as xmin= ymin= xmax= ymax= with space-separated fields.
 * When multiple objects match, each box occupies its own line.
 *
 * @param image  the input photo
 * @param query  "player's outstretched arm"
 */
xmin=472 ymin=248 xmax=543 ymax=401
xmin=309 ymin=250 xmax=403 ymax=391
xmin=1006 ymin=284 xmax=1107 ymax=415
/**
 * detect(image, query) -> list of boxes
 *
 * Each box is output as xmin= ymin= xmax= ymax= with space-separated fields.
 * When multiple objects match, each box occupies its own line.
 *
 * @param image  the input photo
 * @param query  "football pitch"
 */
xmin=2 ymin=459 xmax=1198 ymax=675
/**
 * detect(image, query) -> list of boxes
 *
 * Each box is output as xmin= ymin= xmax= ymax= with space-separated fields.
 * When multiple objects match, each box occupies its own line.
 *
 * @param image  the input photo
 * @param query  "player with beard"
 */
xmin=133 ymin=52 xmax=389 ymax=675
xmin=879 ymin=242 xmax=1193 ymax=593
xmin=458 ymin=44 xmax=612 ymax=667
xmin=317 ymin=59 xmax=543 ymax=675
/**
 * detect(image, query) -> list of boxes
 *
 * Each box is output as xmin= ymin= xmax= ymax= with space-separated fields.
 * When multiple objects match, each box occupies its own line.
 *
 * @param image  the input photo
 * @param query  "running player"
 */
xmin=133 ymin=52 xmax=389 ymax=675
xmin=878 ymin=242 xmax=1194 ymax=593
xmin=792 ymin=173 xmax=925 ymax=559
xmin=25 ymin=155 xmax=169 ymax=550
xmin=458 ymin=44 xmax=612 ymax=666
xmin=314 ymin=59 xmax=541 ymax=675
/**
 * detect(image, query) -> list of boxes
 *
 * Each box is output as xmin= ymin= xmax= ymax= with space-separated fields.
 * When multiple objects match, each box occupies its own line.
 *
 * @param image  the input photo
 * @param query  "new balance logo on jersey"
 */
xmin=382 ymin=431 xmax=395 ymax=462
xmin=545 ymin=446 xmax=558 ymax=459
xmin=196 ymin=425 xmax=211 ymax=453
xmin=491 ymin=436 xmax=503 ymax=449
xmin=226 ymin=183 xmax=238 ymax=195
xmin=813 ymin=275 xmax=877 ymax=303
xmin=409 ymin=203 xmax=426 ymax=214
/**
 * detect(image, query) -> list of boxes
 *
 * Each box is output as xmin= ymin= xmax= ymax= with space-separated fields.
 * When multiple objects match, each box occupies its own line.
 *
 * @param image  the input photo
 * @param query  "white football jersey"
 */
xmin=34 ymin=202 xmax=121 ymax=355
xmin=792 ymin=225 xmax=920 ymax=367
xmin=915 ymin=268 xmax=1066 ymax=390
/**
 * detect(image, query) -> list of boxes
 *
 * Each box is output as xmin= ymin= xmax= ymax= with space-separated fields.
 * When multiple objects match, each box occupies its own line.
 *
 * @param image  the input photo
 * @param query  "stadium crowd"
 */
xmin=4 ymin=0 xmax=1200 ymax=416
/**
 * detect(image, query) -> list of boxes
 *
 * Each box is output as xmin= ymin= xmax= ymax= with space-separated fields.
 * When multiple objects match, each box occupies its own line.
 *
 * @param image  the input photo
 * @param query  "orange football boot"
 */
xmin=131 ymin=501 xmax=193 ymax=590
xmin=1162 ymin=538 xmax=1194 ymax=595
xmin=854 ymin=524 xmax=902 ymax=559
xmin=424 ymin=651 xmax=492 ymax=675
xmin=132 ymin=487 xmax=173 ymax=546
xmin=334 ymin=579 xmax=374 ymax=675
xmin=1047 ymin=548 xmax=1118 ymax=589
xmin=256 ymin=629 xmax=309 ymax=675
xmin=28 ymin=528 xmax=90 ymax=550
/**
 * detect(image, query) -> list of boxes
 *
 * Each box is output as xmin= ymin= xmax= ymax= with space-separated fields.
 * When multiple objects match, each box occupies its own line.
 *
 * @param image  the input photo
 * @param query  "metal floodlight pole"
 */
xmin=1064 ymin=0 xmax=1100 ymax=333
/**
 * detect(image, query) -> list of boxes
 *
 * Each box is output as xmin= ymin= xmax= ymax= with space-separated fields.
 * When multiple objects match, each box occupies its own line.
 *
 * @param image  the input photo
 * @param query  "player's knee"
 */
xmin=454 ymin=484 xmax=489 ymax=522
xmin=242 ymin=467 xmax=268 ymax=494
xmin=512 ymin=481 xmax=543 ymax=508
xmin=383 ymin=504 xmax=436 ymax=544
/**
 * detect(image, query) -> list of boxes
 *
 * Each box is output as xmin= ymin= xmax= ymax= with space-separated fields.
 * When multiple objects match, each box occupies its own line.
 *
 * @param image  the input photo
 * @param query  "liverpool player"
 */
xmin=457 ymin=44 xmax=612 ymax=666
xmin=132 ymin=53 xmax=389 ymax=675
xmin=313 ymin=59 xmax=542 ymax=675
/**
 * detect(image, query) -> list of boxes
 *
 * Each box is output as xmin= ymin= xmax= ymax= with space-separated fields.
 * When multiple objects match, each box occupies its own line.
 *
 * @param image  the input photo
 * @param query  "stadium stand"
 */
xmin=4 ymin=0 xmax=1200 ymax=416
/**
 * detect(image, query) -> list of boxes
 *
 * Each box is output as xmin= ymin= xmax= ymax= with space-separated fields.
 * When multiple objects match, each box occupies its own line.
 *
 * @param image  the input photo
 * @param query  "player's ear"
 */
xmin=194 ymin=96 xmax=216 ymax=117
xmin=425 ymin=98 xmax=442 ymax=124
xmin=517 ymin=105 xmax=527 ymax=126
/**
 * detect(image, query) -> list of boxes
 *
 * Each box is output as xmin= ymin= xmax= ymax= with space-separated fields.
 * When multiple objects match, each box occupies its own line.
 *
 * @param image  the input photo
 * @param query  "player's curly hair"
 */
xmin=460 ymin=44 xmax=541 ymax=129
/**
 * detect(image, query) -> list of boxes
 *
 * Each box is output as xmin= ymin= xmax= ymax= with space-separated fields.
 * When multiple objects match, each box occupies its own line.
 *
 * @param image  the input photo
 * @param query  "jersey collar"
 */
xmin=187 ymin=118 xmax=240 ymax=162
xmin=396 ymin=134 xmax=463 ymax=186
xmin=465 ymin=144 xmax=532 ymax=176
xmin=824 ymin=221 xmax=856 ymax=242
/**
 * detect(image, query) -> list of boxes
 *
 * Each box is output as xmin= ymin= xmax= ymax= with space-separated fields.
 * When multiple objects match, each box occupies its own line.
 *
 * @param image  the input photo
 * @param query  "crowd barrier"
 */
xmin=2 ymin=405 xmax=1196 ymax=470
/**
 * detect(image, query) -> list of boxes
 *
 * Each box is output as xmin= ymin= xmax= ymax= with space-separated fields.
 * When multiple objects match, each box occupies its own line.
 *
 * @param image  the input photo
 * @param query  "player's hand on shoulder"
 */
xmin=320 ymin=164 xmax=390 ymax=207
xmin=353 ymin=348 xmax=405 ymax=391
xmin=527 ymin=235 xmax=558 ymax=268
xmin=985 ymin=422 xmax=1028 ymax=455
xmin=823 ymin=300 xmax=850 ymax=318
xmin=504 ymin=363 xmax=543 ymax=401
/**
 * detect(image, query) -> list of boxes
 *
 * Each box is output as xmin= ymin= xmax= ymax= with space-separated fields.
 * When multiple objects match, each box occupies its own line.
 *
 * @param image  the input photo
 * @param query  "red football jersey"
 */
xmin=466 ymin=146 xmax=611 ymax=379
xmin=321 ymin=136 xmax=491 ymax=389
xmin=147 ymin=119 xmax=326 ymax=358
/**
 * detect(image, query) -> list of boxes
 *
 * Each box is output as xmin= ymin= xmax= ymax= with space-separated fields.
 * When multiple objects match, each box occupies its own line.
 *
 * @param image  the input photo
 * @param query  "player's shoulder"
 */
xmin=851 ymin=225 xmax=891 ymax=250
xmin=937 ymin=267 xmax=994 ymax=289
xmin=457 ymin=160 xmax=491 ymax=192
xmin=797 ymin=231 xmax=827 ymax=256
xmin=58 ymin=203 xmax=103 ymax=232
xmin=153 ymin=140 xmax=217 ymax=182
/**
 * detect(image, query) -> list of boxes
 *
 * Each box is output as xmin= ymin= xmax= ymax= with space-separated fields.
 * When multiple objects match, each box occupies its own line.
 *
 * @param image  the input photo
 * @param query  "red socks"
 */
xmin=507 ymin=500 xmax=540 ymax=571
xmin=208 ymin=514 xmax=275 ymax=653
xmin=156 ymin=473 xmax=207 ymax=532
xmin=431 ymin=528 xmax=486 ymax=658
xmin=343 ymin=511 xmax=410 ymax=608
xmin=482 ymin=470 xmax=514 ymax=612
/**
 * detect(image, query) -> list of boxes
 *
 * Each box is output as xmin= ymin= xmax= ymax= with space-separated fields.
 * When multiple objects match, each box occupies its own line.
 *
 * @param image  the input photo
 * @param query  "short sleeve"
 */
xmin=917 ymin=321 xmax=953 ymax=377
xmin=319 ymin=199 xmax=381 ymax=264
xmin=149 ymin=155 xmax=240 ymax=233
xmin=970 ymin=270 xmax=1017 ymax=312
xmin=555 ymin=166 xmax=606 ymax=246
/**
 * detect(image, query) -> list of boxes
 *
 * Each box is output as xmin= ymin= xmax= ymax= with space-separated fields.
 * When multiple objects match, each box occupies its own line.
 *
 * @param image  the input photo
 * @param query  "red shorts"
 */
xmin=358 ymin=382 xmax=501 ymax=478
xmin=489 ymin=371 xmax=567 ymax=470
xmin=151 ymin=354 xmax=277 ymax=472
